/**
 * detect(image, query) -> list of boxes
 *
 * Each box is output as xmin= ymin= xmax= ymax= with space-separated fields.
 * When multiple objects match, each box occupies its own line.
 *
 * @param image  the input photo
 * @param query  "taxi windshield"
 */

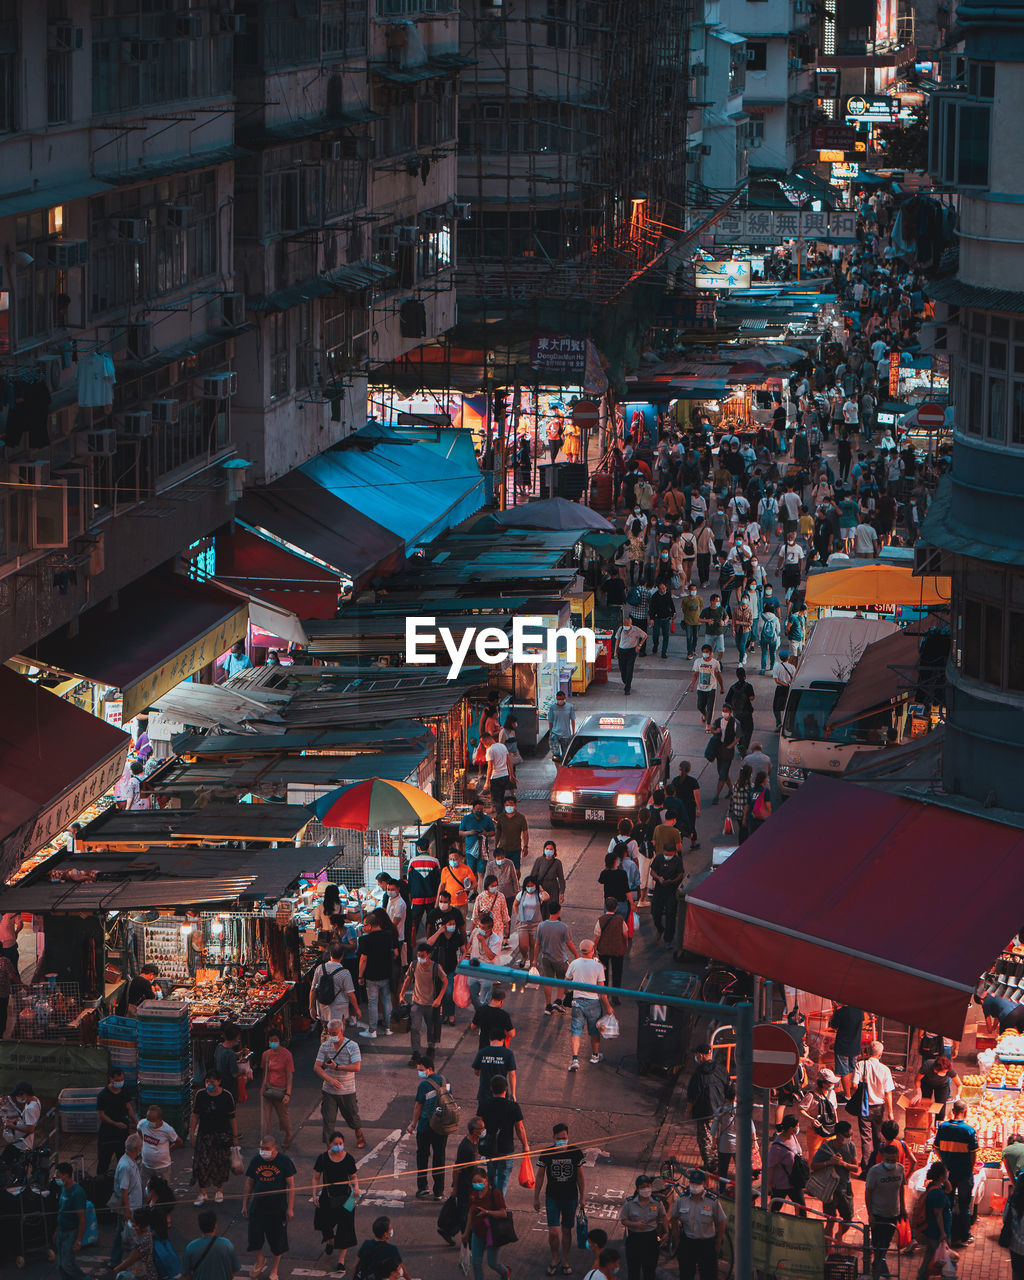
xmin=562 ymin=736 xmax=647 ymax=769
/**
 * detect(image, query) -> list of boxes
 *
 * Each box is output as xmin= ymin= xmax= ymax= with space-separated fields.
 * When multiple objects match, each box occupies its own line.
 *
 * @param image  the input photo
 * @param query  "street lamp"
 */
xmin=457 ymin=960 xmax=755 ymax=1280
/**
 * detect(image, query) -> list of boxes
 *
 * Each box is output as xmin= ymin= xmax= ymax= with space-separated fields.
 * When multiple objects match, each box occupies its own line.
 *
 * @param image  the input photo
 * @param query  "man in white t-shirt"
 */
xmin=776 ymin=533 xmax=806 ymax=596
xmin=853 ymin=522 xmax=880 ymax=558
xmin=484 ymin=735 xmax=514 ymax=810
xmin=565 ymin=941 xmax=614 ymax=1073
xmin=853 ymin=1041 xmax=895 ymax=1172
xmin=772 ymin=650 xmax=797 ymax=731
xmin=688 ymin=644 xmax=724 ymax=728
xmin=778 ymin=488 xmax=801 ymax=535
xmin=136 ymin=1105 xmax=181 ymax=1172
xmin=842 ymin=397 xmax=859 ymax=427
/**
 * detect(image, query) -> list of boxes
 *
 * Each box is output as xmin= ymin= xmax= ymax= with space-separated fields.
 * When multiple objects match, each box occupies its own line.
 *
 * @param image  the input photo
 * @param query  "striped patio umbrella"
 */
xmin=309 ymin=777 xmax=445 ymax=830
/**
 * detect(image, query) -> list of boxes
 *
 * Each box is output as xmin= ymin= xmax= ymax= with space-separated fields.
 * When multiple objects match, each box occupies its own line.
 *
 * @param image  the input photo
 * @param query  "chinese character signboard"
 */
xmin=889 ymin=351 xmax=901 ymax=397
xmin=812 ymin=124 xmax=858 ymax=150
xmin=657 ymin=296 xmax=719 ymax=330
xmin=685 ymin=209 xmax=860 ymax=244
xmin=529 ymin=334 xmax=588 ymax=377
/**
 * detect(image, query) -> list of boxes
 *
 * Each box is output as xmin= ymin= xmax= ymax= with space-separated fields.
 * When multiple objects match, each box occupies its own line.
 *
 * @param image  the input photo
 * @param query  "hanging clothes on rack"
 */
xmin=77 ymin=350 xmax=116 ymax=408
xmin=4 ymin=374 xmax=52 ymax=449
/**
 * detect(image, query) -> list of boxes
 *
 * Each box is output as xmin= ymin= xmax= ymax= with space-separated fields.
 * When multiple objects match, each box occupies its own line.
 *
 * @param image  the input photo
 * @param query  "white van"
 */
xmin=777 ymin=616 xmax=899 ymax=794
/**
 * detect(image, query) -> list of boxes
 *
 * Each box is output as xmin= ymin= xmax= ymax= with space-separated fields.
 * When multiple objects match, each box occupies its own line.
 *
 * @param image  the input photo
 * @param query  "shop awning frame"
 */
xmin=77 ymin=802 xmax=311 ymax=849
xmin=684 ymin=774 xmax=1024 ymax=1038
xmin=826 ymin=627 xmax=922 ymax=730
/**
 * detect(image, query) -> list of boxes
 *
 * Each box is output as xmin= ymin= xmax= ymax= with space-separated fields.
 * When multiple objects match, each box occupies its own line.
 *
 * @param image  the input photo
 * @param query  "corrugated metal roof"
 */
xmin=927 ymin=275 xmax=1024 ymax=316
xmin=326 ymin=260 xmax=396 ymax=293
xmin=0 ymin=177 xmax=115 ymax=218
xmin=0 ymin=878 xmax=259 ymax=913
xmin=78 ymin=803 xmax=311 ymax=846
xmin=177 ymin=722 xmax=431 ymax=758
xmin=97 ymin=146 xmax=249 ymax=187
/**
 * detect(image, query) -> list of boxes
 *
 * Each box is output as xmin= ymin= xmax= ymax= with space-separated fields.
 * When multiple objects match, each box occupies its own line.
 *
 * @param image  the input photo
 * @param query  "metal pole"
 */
xmin=457 ymin=961 xmax=755 ymax=1280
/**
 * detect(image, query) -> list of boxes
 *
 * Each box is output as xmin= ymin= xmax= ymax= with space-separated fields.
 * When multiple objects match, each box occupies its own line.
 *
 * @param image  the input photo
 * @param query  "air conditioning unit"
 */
xmin=32 ymin=479 xmax=69 ymax=550
xmin=161 ymin=205 xmax=192 ymax=229
xmin=48 ymin=23 xmax=84 ymax=51
xmin=113 ymin=217 xmax=150 ymax=243
xmin=11 ymin=459 xmax=49 ymax=486
xmin=218 ymin=292 xmax=246 ymax=327
xmin=341 ymin=135 xmax=372 ymax=160
xmin=423 ymin=212 xmax=445 ymax=231
xmin=121 ymin=38 xmax=160 ymax=63
xmin=447 ymin=201 xmax=471 ymax=220
xmin=788 ymin=57 xmax=803 ymax=69
xmin=396 ymin=225 xmax=419 ymax=246
xmin=151 ymin=398 xmax=180 ymax=425
xmin=322 ymin=140 xmax=343 ymax=162
xmin=914 ymin=544 xmax=949 ymax=577
xmin=45 ymin=239 xmax=88 ymax=269
xmin=296 ymin=345 xmax=327 ymax=387
xmin=126 ymin=322 xmax=153 ymax=359
xmin=684 ymin=149 xmax=700 ymax=162
xmin=201 ymin=371 xmax=237 ymax=400
xmin=120 ymin=410 xmax=153 ymax=438
xmin=35 ymin=355 xmax=63 ymax=392
xmin=87 ymin=429 xmax=118 ymax=456
xmin=700 ymin=144 xmax=713 ymax=155
xmin=219 ymin=12 xmax=246 ymax=34
xmin=175 ymin=14 xmax=204 ymax=37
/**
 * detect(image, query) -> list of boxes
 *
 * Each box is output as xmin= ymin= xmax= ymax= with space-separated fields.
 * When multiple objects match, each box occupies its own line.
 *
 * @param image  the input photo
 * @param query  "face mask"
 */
xmin=268 ymin=1041 xmax=280 ymax=1051
xmin=329 ymin=1036 xmax=341 ymax=1046
xmin=445 ymin=924 xmax=456 ymax=934
xmin=494 ymin=858 xmax=505 ymax=867
xmin=883 ymin=1161 xmax=898 ymax=1171
xmin=638 ymin=1187 xmax=652 ymax=1200
xmin=110 ymin=1081 xmax=124 ymax=1091
xmin=503 ymin=806 xmax=514 ymax=815
xmin=259 ymin=1149 xmax=273 ymax=1160
xmin=206 ymin=1084 xmax=217 ymax=1094
xmin=554 ymin=1138 xmax=568 ymax=1147
xmin=525 ymin=888 xmax=536 ymax=896
xmin=387 ymin=890 xmax=398 ymax=898
xmin=417 ymin=956 xmax=429 ymax=964
xmin=417 ymin=1070 xmax=427 ymax=1079
xmin=449 ymin=859 xmax=460 ymax=868
xmin=689 ymin=1186 xmax=705 ymax=1198
xmin=330 ymin=1144 xmax=345 ymax=1154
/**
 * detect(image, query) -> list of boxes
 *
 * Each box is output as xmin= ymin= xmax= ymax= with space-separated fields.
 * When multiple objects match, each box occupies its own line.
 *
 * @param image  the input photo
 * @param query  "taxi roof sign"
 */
xmin=598 ymin=716 xmax=626 ymax=727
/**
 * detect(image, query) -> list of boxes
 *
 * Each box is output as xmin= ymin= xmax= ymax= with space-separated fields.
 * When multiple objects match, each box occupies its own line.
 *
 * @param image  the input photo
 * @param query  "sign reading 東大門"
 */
xmin=530 ymin=334 xmax=588 ymax=377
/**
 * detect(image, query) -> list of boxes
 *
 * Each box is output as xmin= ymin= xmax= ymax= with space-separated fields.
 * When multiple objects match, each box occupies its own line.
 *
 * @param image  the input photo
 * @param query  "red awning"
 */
xmin=826 ymin=627 xmax=921 ymax=729
xmin=684 ymin=774 xmax=1024 ymax=1039
xmin=0 ymin=667 xmax=129 ymax=879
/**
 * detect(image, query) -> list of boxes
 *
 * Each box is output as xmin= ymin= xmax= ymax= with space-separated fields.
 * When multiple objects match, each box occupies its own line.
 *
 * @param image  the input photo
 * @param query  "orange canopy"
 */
xmin=804 ymin=564 xmax=950 ymax=609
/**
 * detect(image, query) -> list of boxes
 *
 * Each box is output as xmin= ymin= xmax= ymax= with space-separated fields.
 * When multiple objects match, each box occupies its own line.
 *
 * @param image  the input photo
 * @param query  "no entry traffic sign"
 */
xmin=572 ymin=399 xmax=600 ymax=430
xmin=915 ymin=402 xmax=945 ymax=428
xmin=752 ymin=1022 xmax=801 ymax=1088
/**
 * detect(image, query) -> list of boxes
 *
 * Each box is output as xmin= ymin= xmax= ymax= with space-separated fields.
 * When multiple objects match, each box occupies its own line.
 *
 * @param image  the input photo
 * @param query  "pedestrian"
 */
xmin=511 ymin=875 xmax=547 ymax=968
xmin=534 ymin=1122 xmax=586 ymax=1275
xmin=189 ymin=1072 xmax=238 ymax=1208
xmin=613 ymin=615 xmax=647 ymax=696
xmin=241 ymin=1134 xmax=296 ymax=1280
xmin=183 ymin=1208 xmax=239 ymax=1280
xmin=760 ymin=608 xmax=782 ymax=676
xmin=864 ymin=1142 xmax=907 ymax=1278
xmin=547 ymin=690 xmax=576 ymax=763
xmin=407 ymin=841 xmax=441 ymax=941
xmin=1001 ymin=1169 xmax=1024 ymax=1280
xmin=463 ymin=1165 xmax=512 ymax=1280
xmin=537 ymin=900 xmax=578 ymax=1015
xmin=312 ymin=1131 xmax=360 ymax=1269
xmin=484 ymin=733 xmax=516 ymax=812
xmin=708 ymin=704 xmax=738 ymax=806
xmin=1004 ymin=1132 xmax=1024 ymax=1184
xmin=670 ymin=1168 xmax=726 ymax=1280
xmin=727 ymin=765 xmax=752 ymax=841
xmin=356 ymin=1217 xmax=409 ymax=1280
xmin=730 ymin=592 xmax=752 ymax=662
xmin=314 ymin=1018 xmax=366 ymax=1149
xmin=801 ymin=1070 xmax=840 ymax=1161
xmin=915 ymin=1162 xmax=952 ymax=1280
xmin=598 ymin=851 xmax=633 ymax=922
xmin=853 ymin=1041 xmax=896 ymax=1173
xmin=698 ymin=592 xmax=728 ymax=656
xmin=933 ymin=1100 xmax=978 ymax=1245
xmin=97 ymin=1066 xmax=138 ymax=1177
xmin=116 ymin=1205 xmax=160 ymax=1280
xmin=459 ymin=800 xmax=496 ymax=893
xmin=744 ymin=771 xmax=771 ymax=835
xmin=710 ymin=1081 xmax=755 ymax=1185
xmin=493 ymin=794 xmax=529 ymax=874
xmin=649 ymin=581 xmax=675 ymax=659
xmin=472 ymin=876 xmax=511 ymax=941
xmin=448 ymin=1117 xmax=485 ymax=1242
xmin=915 ymin=1054 xmax=960 ymax=1122
xmin=686 ymin=1045 xmax=729 ymax=1175
xmin=767 ymin=1115 xmax=808 ymax=1216
xmin=681 ymin=586 xmax=703 ymax=657
xmin=406 ymin=1054 xmax=450 ymax=1201
xmin=426 ymin=892 xmax=465 ymax=1027
xmin=467 ymin=912 xmax=502 ymax=1010
xmin=473 ymin=1030 xmax=517 ymax=1110
xmin=619 ymin=1175 xmax=667 ymax=1280
xmin=649 ymin=840 xmax=684 ymax=947
xmin=111 ymin=1133 xmax=145 ymax=1271
xmin=55 ymin=1161 xmax=89 ymax=1280
xmin=531 ymin=840 xmax=566 ymax=910
xmin=674 ymin=762 xmax=702 ymax=844
xmin=260 ymin=1029 xmax=295 ymax=1148
xmin=484 ymin=850 xmax=520 ymax=925
xmin=380 ymin=876 xmax=409 ymax=965
xmin=812 ymin=1119 xmax=858 ymax=1243
xmin=594 ymin=897 xmax=629 ymax=990
xmin=398 ymin=942 xmax=446 ymax=1063
xmin=689 ymin=643 xmax=724 ymax=728
xmin=565 ymin=940 xmax=614 ymax=1072
xmin=137 ymin=1104 xmax=181 ymax=1176
xmin=0 ymin=945 xmax=21 ymax=1039
xmin=357 ymin=910 xmax=396 ymax=1039
xmin=828 ymin=1004 xmax=864 ymax=1101
xmin=724 ymin=667 xmax=755 ymax=755
xmin=472 ymin=983 xmax=514 ymax=1049
xmin=478 ymin=1075 xmax=527 ymax=1194
xmin=212 ymin=1025 xmax=244 ymax=1104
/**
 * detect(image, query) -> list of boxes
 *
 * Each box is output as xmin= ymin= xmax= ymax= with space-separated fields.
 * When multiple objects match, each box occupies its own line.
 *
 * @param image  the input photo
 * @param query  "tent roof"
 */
xmin=826 ymin=627 xmax=922 ymax=729
xmin=804 ymin=564 xmax=951 ymax=609
xmin=683 ymin=774 xmax=1022 ymax=1038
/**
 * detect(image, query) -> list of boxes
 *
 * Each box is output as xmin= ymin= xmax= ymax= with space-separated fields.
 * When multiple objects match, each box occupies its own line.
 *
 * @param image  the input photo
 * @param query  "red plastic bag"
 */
xmin=518 ymin=1152 xmax=536 ymax=1189
xmin=722 ymin=815 xmax=734 ymax=836
xmin=453 ymin=973 xmax=472 ymax=1009
xmin=896 ymin=1217 xmax=912 ymax=1250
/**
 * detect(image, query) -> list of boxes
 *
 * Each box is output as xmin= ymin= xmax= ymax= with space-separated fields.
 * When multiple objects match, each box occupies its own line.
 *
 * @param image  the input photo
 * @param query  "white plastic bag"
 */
xmin=459 ymin=1243 xmax=471 ymax=1275
xmin=597 ymin=1013 xmax=620 ymax=1038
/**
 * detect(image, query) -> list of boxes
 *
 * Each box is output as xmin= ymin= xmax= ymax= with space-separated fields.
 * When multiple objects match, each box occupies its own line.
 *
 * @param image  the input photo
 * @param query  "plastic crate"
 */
xmin=61 ymin=1111 xmax=100 ymax=1133
xmin=99 ymin=1015 xmax=138 ymax=1037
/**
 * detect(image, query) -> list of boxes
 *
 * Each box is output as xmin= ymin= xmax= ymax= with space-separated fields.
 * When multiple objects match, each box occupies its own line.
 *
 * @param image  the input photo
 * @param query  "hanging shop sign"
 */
xmin=816 ymin=70 xmax=839 ymax=99
xmin=529 ymin=334 xmax=588 ymax=377
xmin=686 ymin=209 xmax=859 ymax=245
xmin=844 ymin=94 xmax=899 ymax=122
xmin=694 ymin=260 xmax=752 ymax=291
xmin=657 ymin=296 xmax=718 ymax=330
xmin=889 ymin=351 xmax=901 ymax=398
xmin=812 ymin=124 xmax=858 ymax=150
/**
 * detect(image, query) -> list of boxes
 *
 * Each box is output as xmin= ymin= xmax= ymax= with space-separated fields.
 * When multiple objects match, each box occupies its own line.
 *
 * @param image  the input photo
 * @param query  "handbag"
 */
xmin=230 ymin=1146 xmax=244 ymax=1175
xmin=805 ymin=1162 xmax=840 ymax=1203
xmin=704 ymin=735 xmax=720 ymax=762
xmin=575 ymin=1208 xmax=590 ymax=1250
xmin=490 ymin=1211 xmax=518 ymax=1247
xmin=844 ymin=1081 xmax=867 ymax=1117
xmin=263 ymin=1085 xmax=286 ymax=1101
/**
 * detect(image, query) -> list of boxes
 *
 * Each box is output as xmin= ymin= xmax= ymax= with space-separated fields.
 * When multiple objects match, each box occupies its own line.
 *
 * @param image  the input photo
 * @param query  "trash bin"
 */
xmin=636 ymin=968 xmax=700 ymax=1075
xmin=593 ymin=630 xmax=613 ymax=684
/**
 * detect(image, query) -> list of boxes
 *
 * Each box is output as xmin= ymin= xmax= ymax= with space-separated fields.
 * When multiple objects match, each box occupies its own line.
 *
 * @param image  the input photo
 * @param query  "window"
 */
xmin=322 ymin=0 xmax=367 ymax=57
xmin=375 ymin=99 xmax=415 ymax=156
xmin=988 ymin=377 xmax=1006 ymax=442
xmin=546 ymin=0 xmax=568 ymax=47
xmin=1013 ymin=384 xmax=1024 ymax=446
xmin=378 ymin=0 xmax=455 ymax=13
xmin=746 ymin=41 xmax=767 ymax=71
xmin=929 ymin=92 xmax=991 ymax=188
xmin=0 ymin=0 xmax=19 ymax=133
xmin=269 ymin=311 xmax=289 ymax=399
xmin=46 ymin=52 xmax=71 ymax=124
xmin=91 ymin=21 xmax=233 ymax=114
xmin=966 ymin=59 xmax=995 ymax=99
xmin=956 ymin=310 xmax=1023 ymax=446
xmin=324 ymin=148 xmax=367 ymax=217
xmin=956 ymin=567 xmax=1024 ymax=694
xmin=729 ymin=47 xmax=747 ymax=94
xmin=417 ymin=214 xmax=451 ymax=277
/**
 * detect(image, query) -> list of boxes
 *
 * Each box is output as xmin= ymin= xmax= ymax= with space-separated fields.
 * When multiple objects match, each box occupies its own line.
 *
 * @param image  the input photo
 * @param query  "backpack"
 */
xmin=751 ymin=789 xmax=768 ymax=820
xmin=353 ymin=1242 xmax=386 ymax=1280
xmin=316 ymin=963 xmax=341 ymax=1007
xmin=789 ymin=1152 xmax=811 ymax=1190
xmin=625 ymin=585 xmax=641 ymax=607
xmin=760 ymin=615 xmax=779 ymax=643
xmin=683 ymin=538 xmax=695 ymax=556
xmin=428 ymin=1074 xmax=461 ymax=1135
xmin=611 ymin=836 xmax=631 ymax=861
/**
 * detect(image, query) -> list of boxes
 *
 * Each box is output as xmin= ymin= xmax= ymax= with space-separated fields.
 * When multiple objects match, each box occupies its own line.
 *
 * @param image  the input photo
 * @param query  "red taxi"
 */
xmin=549 ymin=712 xmax=672 ymax=825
